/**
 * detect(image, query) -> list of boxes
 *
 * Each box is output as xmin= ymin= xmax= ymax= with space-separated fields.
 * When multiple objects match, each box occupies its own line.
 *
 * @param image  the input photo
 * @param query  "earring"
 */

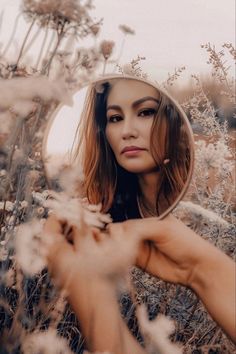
xmin=163 ymin=158 xmax=170 ymax=165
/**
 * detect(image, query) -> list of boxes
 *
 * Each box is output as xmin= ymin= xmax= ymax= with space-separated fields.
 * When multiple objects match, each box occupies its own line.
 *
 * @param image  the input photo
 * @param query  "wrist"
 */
xmin=187 ymin=245 xmax=229 ymax=294
xmin=67 ymin=269 xmax=115 ymax=294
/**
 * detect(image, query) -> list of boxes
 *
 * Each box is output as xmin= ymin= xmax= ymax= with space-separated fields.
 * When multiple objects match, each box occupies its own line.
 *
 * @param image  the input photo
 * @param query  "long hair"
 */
xmin=73 ymin=79 xmax=190 ymax=215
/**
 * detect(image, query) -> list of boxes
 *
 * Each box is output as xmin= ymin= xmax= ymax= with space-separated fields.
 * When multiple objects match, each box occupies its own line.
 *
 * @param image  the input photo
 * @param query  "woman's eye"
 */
xmin=107 ymin=115 xmax=122 ymax=123
xmin=139 ymin=109 xmax=156 ymax=117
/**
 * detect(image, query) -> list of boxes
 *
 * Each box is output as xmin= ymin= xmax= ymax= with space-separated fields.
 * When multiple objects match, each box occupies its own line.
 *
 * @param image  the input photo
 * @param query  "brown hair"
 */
xmin=73 ymin=78 xmax=190 ymax=215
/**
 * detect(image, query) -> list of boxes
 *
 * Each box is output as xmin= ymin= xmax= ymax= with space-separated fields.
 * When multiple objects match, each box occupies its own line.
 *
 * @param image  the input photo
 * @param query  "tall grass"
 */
xmin=0 ymin=1 xmax=235 ymax=353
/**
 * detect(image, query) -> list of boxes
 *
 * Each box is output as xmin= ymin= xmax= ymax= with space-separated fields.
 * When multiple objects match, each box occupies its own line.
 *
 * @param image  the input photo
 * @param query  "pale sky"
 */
xmin=0 ymin=0 xmax=235 ymax=82
xmin=0 ymin=0 xmax=235 ymax=156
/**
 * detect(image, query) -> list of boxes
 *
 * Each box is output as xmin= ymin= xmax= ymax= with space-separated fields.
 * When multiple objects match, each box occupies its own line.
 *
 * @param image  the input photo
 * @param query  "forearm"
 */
xmin=67 ymin=275 xmax=145 ymax=354
xmin=190 ymin=248 xmax=236 ymax=342
xmin=131 ymin=216 xmax=236 ymax=341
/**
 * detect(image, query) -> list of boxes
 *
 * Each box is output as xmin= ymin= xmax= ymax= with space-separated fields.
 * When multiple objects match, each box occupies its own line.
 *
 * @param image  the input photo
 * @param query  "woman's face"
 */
xmin=105 ymin=79 xmax=160 ymax=174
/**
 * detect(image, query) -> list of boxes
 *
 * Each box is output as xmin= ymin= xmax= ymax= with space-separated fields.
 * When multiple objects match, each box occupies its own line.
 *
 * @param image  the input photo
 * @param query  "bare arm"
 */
xmin=108 ymin=215 xmax=236 ymax=342
xmin=189 ymin=242 xmax=235 ymax=342
xmin=44 ymin=216 xmax=145 ymax=354
xmin=67 ymin=275 xmax=145 ymax=354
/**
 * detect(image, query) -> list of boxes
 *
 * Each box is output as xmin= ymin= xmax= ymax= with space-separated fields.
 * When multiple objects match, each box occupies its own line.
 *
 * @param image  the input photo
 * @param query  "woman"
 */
xmin=42 ymin=78 xmax=234 ymax=354
xmin=44 ymin=77 xmax=235 ymax=352
xmin=74 ymin=76 xmax=192 ymax=220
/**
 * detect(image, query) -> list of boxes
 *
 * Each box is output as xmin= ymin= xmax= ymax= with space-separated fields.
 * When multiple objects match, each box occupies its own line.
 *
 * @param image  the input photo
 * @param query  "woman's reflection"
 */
xmin=73 ymin=78 xmax=191 ymax=220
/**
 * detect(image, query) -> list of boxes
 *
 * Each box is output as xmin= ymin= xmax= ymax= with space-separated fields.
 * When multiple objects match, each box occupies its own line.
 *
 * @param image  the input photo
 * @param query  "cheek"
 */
xmin=105 ymin=127 xmax=116 ymax=152
xmin=143 ymin=124 xmax=152 ymax=146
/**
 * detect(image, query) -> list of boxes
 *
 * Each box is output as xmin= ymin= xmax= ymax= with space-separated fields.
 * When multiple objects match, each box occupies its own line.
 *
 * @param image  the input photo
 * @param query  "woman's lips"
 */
xmin=121 ymin=146 xmax=145 ymax=156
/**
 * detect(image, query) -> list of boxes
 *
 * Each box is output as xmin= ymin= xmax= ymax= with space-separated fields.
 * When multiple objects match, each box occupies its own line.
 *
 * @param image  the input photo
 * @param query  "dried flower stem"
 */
xmin=1 ymin=13 xmax=22 ymax=57
xmin=16 ymin=16 xmax=36 ymax=66
xmin=35 ymin=23 xmax=49 ymax=70
xmin=42 ymin=24 xmax=65 ymax=76
xmin=23 ymin=25 xmax=41 ymax=55
xmin=42 ymin=27 xmax=56 ymax=66
xmin=102 ymin=58 xmax=107 ymax=75
xmin=115 ymin=35 xmax=126 ymax=69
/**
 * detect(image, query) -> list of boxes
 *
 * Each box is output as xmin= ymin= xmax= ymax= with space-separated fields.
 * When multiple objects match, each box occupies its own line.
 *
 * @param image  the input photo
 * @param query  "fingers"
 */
xmin=70 ymin=224 xmax=84 ymax=250
xmin=70 ymin=223 xmax=106 ymax=251
xmin=91 ymin=227 xmax=107 ymax=243
xmin=106 ymin=222 xmax=124 ymax=239
xmin=45 ymin=214 xmax=113 ymax=255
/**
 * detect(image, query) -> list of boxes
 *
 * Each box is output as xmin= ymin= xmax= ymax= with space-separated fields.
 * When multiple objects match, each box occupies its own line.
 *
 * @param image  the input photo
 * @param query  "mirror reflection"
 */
xmin=44 ymin=75 xmax=194 ymax=219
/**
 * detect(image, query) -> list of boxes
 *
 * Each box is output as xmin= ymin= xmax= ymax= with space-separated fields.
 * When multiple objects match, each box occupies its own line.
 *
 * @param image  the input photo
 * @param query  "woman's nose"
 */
xmin=121 ymin=117 xmax=138 ymax=139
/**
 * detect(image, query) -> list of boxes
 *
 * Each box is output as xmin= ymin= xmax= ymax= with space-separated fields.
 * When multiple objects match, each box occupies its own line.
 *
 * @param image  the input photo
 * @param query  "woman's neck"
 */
xmin=137 ymin=172 xmax=161 ymax=216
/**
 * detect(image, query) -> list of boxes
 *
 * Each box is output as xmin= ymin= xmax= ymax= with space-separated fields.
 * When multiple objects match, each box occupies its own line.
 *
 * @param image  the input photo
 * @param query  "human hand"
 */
xmin=43 ymin=214 xmax=140 ymax=290
xmin=106 ymin=214 xmax=216 ymax=287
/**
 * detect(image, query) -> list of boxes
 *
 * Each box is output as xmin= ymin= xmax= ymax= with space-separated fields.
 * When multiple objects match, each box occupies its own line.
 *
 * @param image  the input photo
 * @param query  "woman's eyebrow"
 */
xmin=106 ymin=104 xmax=121 ymax=112
xmin=106 ymin=96 xmax=160 ymax=112
xmin=132 ymin=96 xmax=160 ymax=108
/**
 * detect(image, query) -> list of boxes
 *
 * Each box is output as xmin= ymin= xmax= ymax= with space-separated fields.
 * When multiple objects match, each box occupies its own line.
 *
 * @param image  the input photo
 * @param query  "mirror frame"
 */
xmin=42 ymin=73 xmax=195 ymax=220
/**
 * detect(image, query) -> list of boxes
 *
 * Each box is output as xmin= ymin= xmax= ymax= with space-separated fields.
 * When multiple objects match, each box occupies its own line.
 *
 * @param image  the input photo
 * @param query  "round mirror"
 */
xmin=43 ymin=74 xmax=194 ymax=220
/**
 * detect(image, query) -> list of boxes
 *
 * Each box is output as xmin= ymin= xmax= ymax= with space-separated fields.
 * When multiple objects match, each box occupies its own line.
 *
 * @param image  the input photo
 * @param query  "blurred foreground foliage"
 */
xmin=0 ymin=1 xmax=235 ymax=353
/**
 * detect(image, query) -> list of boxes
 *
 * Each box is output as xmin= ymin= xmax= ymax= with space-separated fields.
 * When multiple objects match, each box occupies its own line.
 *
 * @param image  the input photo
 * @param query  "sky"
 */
xmin=0 ymin=0 xmax=235 ymax=156
xmin=0 ymin=0 xmax=235 ymax=82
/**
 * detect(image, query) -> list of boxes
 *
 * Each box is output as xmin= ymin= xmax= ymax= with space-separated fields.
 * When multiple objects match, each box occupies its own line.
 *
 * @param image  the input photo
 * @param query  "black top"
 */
xmin=108 ymin=193 xmax=141 ymax=222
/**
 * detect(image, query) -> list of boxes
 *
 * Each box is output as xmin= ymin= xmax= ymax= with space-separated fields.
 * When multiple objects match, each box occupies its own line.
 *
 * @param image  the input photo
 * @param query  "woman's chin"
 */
xmin=121 ymin=164 xmax=159 ymax=175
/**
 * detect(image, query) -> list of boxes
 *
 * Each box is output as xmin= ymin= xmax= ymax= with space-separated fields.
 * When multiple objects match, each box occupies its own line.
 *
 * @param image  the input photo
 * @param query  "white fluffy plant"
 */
xmin=179 ymin=44 xmax=235 ymax=231
xmin=14 ymin=159 xmax=112 ymax=275
xmin=0 ymin=3 xmax=235 ymax=351
xmin=137 ymin=305 xmax=183 ymax=354
xmin=0 ymin=76 xmax=72 ymax=138
xmin=0 ymin=1 xmax=107 ymax=353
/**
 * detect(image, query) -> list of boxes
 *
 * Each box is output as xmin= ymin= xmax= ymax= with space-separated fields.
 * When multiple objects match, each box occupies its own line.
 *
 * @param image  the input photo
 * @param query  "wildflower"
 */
xmin=162 ymin=66 xmax=186 ymax=87
xmin=222 ymin=42 xmax=236 ymax=60
xmin=201 ymin=43 xmax=231 ymax=84
xmin=20 ymin=200 xmax=28 ymax=208
xmin=0 ymin=245 xmax=8 ymax=261
xmin=6 ymin=215 xmax=15 ymax=226
xmin=23 ymin=0 xmax=87 ymax=24
xmin=195 ymin=139 xmax=233 ymax=172
xmin=137 ymin=304 xmax=182 ymax=354
xmin=32 ymin=191 xmax=49 ymax=205
xmin=90 ymin=23 xmax=100 ymax=36
xmin=58 ymin=163 xmax=84 ymax=196
xmin=0 ymin=112 xmax=13 ymax=135
xmin=119 ymin=24 xmax=135 ymax=35
xmin=0 ymin=201 xmax=14 ymax=211
xmin=37 ymin=206 xmax=45 ymax=216
xmin=178 ymin=201 xmax=229 ymax=227
xmin=0 ymin=169 xmax=7 ymax=177
xmin=0 ymin=77 xmax=73 ymax=111
xmin=15 ymin=219 xmax=47 ymax=275
xmin=100 ymin=40 xmax=115 ymax=60
xmin=44 ymin=191 xmax=112 ymax=229
xmin=122 ymin=63 xmax=135 ymax=76
xmin=44 ymin=155 xmax=70 ymax=179
xmin=121 ymin=56 xmax=147 ymax=79
xmin=22 ymin=0 xmax=97 ymax=40
xmin=42 ymin=189 xmax=50 ymax=198
xmin=9 ymin=100 xmax=37 ymax=118
xmin=22 ymin=328 xmax=73 ymax=354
